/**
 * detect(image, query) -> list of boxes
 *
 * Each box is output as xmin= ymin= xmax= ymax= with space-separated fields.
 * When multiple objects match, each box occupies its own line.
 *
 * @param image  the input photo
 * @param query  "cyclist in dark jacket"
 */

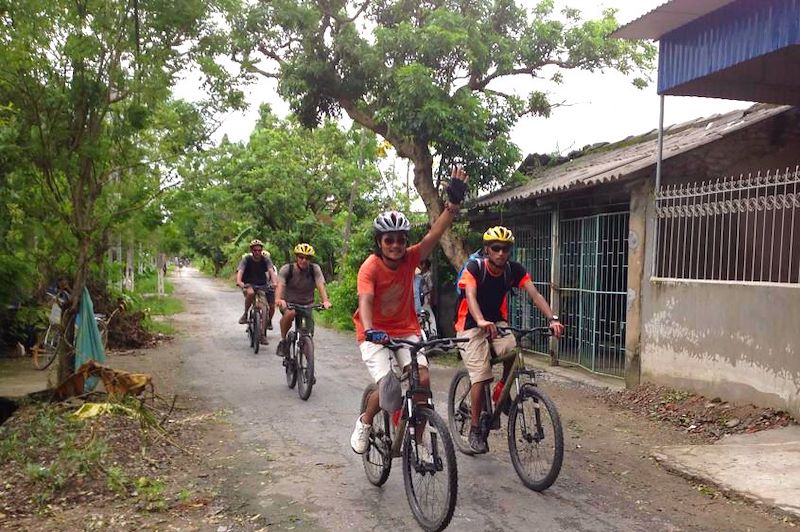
xmin=236 ymin=239 xmax=279 ymax=339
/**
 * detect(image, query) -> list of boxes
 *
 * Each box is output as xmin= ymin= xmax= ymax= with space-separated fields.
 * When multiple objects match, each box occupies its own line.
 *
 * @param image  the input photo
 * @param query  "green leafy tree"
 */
xmin=0 ymin=0 xmax=243 ymax=379
xmin=229 ymin=0 xmax=654 ymax=266
xmin=174 ymin=105 xmax=383 ymax=277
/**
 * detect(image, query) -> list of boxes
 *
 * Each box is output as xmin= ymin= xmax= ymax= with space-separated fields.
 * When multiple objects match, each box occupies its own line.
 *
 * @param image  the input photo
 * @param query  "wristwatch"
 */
xmin=549 ymin=315 xmax=559 ymax=322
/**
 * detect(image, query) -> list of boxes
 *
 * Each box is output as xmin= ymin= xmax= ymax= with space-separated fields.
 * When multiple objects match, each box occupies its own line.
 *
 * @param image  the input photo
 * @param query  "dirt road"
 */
xmin=160 ymin=268 xmax=791 ymax=531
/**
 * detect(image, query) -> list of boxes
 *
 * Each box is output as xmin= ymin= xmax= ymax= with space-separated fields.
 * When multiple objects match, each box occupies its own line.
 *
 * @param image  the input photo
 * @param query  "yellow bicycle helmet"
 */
xmin=482 ymin=226 xmax=515 ymax=244
xmin=249 ymin=239 xmax=264 ymax=249
xmin=294 ymin=243 xmax=315 ymax=256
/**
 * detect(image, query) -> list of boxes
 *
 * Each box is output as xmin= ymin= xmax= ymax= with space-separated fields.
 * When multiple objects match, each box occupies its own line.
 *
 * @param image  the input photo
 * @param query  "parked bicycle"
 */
xmin=32 ymin=290 xmax=122 ymax=370
xmin=281 ymin=303 xmax=324 ymax=400
xmin=359 ymin=335 xmax=467 ymax=532
xmin=244 ymin=284 xmax=270 ymax=354
xmin=446 ymin=326 xmax=564 ymax=491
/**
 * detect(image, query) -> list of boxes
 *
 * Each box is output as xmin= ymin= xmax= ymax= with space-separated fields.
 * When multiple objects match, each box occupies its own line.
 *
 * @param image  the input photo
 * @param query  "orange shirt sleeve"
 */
xmin=459 ymin=269 xmax=478 ymax=290
xmin=357 ymin=259 xmax=376 ymax=295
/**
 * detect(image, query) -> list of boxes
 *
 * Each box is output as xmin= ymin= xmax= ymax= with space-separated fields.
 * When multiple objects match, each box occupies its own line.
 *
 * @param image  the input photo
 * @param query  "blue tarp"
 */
xmin=74 ymin=288 xmax=106 ymax=392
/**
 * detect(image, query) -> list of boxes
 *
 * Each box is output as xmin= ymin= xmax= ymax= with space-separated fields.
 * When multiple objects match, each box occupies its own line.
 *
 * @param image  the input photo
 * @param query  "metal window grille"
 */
xmin=509 ymin=214 xmax=552 ymax=355
xmin=559 ymin=213 xmax=629 ymax=377
xmin=655 ymin=167 xmax=800 ymax=283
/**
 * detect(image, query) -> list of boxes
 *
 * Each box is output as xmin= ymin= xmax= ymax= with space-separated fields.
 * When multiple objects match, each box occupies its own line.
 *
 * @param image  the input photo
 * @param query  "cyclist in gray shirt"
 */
xmin=275 ymin=243 xmax=332 ymax=356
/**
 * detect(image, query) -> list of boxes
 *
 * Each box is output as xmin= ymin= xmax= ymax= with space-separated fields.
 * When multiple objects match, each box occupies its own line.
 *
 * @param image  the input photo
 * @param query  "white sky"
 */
xmin=186 ymin=0 xmax=750 ymax=160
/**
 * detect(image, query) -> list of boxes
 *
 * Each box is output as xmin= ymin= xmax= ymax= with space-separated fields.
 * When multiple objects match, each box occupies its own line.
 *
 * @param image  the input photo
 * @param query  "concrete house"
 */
xmin=469 ymin=0 xmax=800 ymax=419
xmin=471 ymin=103 xmax=800 ymax=418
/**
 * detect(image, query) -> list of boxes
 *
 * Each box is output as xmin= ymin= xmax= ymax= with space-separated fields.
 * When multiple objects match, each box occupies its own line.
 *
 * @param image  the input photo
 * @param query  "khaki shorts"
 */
xmin=457 ymin=322 xmax=516 ymax=384
xmin=360 ymin=335 xmax=427 ymax=383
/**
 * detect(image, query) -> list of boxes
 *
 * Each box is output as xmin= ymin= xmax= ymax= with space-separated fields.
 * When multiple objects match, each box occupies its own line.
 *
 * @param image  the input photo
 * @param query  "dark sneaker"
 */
xmin=276 ymin=339 xmax=287 ymax=357
xmin=468 ymin=427 xmax=489 ymax=454
xmin=260 ymin=336 xmax=269 ymax=345
xmin=266 ymin=323 xmax=273 ymax=330
xmin=238 ymin=313 xmax=248 ymax=325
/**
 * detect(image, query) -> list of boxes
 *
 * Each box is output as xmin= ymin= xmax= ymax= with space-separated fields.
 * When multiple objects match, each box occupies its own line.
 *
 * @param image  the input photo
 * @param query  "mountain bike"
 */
xmin=281 ymin=303 xmax=324 ymax=401
xmin=359 ymin=336 xmax=467 ymax=532
xmin=446 ymin=326 xmax=564 ymax=491
xmin=244 ymin=284 xmax=269 ymax=354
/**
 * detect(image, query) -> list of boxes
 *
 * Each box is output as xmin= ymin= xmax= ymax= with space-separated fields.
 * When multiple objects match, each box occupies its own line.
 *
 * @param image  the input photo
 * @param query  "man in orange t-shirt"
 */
xmin=349 ymin=166 xmax=468 ymax=455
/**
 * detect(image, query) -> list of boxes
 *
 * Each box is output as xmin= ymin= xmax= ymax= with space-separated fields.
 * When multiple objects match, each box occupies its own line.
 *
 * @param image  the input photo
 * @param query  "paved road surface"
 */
xmin=170 ymin=268 xmax=786 ymax=532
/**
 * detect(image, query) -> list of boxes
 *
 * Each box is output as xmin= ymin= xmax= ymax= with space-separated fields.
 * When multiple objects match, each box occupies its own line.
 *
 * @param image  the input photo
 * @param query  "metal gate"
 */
xmin=559 ymin=212 xmax=629 ymax=377
xmin=509 ymin=214 xmax=552 ymax=355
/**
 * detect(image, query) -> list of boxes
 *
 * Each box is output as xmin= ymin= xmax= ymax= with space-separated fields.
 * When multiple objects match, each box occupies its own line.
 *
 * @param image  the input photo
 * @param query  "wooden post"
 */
xmin=125 ymin=244 xmax=135 ymax=292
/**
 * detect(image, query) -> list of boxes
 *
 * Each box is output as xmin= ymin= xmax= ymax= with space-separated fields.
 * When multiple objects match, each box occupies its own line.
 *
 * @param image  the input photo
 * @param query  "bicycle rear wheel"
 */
xmin=360 ymin=384 xmax=392 ymax=486
xmin=284 ymin=334 xmax=297 ymax=389
xmin=446 ymin=369 xmax=475 ymax=456
xmin=402 ymin=408 xmax=458 ymax=532
xmin=33 ymin=324 xmax=59 ymax=370
xmin=296 ymin=336 xmax=314 ymax=400
xmin=507 ymin=383 xmax=564 ymax=491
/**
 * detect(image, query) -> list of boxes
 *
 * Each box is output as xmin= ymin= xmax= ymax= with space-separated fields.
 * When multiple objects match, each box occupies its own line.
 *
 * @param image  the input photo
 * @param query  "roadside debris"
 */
xmin=53 ymin=360 xmax=153 ymax=401
xmin=603 ymin=383 xmax=796 ymax=441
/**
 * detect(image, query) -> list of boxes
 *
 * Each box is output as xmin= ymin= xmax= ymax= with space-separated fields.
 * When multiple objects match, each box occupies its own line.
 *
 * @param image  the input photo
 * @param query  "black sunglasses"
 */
xmin=296 ymin=254 xmax=311 ymax=261
xmin=382 ymin=235 xmax=408 ymax=246
xmin=489 ymin=244 xmax=511 ymax=253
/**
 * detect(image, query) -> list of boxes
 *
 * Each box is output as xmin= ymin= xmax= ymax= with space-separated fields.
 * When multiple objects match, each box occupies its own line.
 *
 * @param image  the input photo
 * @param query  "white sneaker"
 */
xmin=350 ymin=415 xmax=372 ymax=454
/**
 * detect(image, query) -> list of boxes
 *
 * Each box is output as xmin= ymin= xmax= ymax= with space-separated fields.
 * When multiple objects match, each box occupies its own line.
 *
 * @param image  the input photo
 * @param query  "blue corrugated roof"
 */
xmin=658 ymin=0 xmax=800 ymax=95
xmin=613 ymin=0 xmax=738 ymax=40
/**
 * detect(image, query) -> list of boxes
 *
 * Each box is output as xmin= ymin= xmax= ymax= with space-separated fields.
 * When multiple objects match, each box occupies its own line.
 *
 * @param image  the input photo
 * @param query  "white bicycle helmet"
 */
xmin=373 ymin=211 xmax=411 ymax=233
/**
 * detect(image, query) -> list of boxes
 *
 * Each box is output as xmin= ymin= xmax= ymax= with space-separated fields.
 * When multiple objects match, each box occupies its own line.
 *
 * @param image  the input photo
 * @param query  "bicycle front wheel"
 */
xmin=285 ymin=337 xmax=297 ymax=389
xmin=360 ymin=384 xmax=392 ymax=486
xmin=402 ymin=408 xmax=458 ymax=532
xmin=446 ymin=369 xmax=475 ymax=456
xmin=34 ymin=324 xmax=59 ymax=370
xmin=507 ymin=383 xmax=564 ymax=491
xmin=296 ymin=336 xmax=314 ymax=400
xmin=252 ymin=310 xmax=261 ymax=354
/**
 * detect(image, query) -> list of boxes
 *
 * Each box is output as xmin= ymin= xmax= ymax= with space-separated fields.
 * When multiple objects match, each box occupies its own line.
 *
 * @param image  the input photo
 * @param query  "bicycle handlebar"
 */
xmin=286 ymin=303 xmax=326 ymax=311
xmin=497 ymin=325 xmax=553 ymax=338
xmin=385 ymin=336 xmax=468 ymax=352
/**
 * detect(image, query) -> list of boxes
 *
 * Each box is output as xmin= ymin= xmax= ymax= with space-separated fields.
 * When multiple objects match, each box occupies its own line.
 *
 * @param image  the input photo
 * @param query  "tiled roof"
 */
xmin=475 ymin=104 xmax=791 ymax=208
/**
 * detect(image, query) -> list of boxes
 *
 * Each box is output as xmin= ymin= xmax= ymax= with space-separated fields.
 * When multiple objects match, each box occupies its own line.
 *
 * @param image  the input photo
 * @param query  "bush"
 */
xmin=319 ymin=272 xmax=357 ymax=331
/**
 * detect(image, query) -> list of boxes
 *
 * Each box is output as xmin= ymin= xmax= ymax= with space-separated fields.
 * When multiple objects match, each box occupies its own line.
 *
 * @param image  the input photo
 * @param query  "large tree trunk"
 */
xmin=56 ymin=232 xmax=91 ymax=385
xmin=410 ymin=149 xmax=467 ymax=269
xmin=338 ymin=99 xmax=468 ymax=269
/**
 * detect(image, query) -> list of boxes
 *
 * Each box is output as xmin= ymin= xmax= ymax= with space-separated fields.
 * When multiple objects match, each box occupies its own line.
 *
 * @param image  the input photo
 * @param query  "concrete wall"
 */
xmin=640 ymin=279 xmax=800 ymax=418
xmin=636 ymin=110 xmax=800 ymax=417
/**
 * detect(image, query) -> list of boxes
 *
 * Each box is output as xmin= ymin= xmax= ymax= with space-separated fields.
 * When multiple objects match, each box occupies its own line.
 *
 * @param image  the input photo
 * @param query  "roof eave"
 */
xmin=611 ymin=0 xmax=739 ymax=40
